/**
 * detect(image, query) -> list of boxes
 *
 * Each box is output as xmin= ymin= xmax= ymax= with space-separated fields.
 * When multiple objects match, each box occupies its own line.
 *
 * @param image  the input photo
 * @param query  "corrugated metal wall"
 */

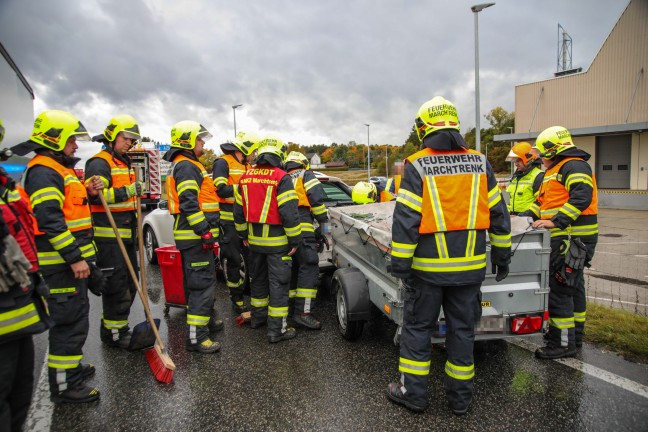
xmin=515 ymin=0 xmax=647 ymax=133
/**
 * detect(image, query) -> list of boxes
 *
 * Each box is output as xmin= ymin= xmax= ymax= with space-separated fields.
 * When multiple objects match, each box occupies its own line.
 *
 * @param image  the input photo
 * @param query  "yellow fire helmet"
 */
xmin=28 ymin=110 xmax=90 ymax=152
xmin=103 ymin=114 xmax=141 ymax=142
xmin=533 ymin=126 xmax=574 ymax=159
xmin=257 ymin=134 xmax=286 ymax=160
xmin=415 ymin=96 xmax=460 ymax=142
xmin=285 ymin=151 xmax=310 ymax=170
xmin=352 ymin=181 xmax=378 ymax=204
xmin=233 ymin=131 xmax=261 ymax=156
xmin=506 ymin=142 xmax=534 ymax=164
xmin=170 ymin=121 xmax=212 ymax=150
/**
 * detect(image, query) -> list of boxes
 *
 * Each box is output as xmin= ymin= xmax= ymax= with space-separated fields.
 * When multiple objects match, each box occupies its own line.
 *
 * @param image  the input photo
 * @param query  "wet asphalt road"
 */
xmin=26 ymin=261 xmax=648 ymax=432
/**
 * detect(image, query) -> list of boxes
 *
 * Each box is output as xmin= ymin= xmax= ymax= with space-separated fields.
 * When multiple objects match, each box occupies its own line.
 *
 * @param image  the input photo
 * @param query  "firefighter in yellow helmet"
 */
xmin=213 ymin=131 xmax=259 ymax=314
xmin=234 ymin=137 xmax=302 ymax=343
xmin=386 ymin=97 xmax=511 ymax=415
xmin=163 ymin=121 xmax=223 ymax=354
xmin=10 ymin=110 xmax=104 ymax=403
xmin=351 ymin=181 xmax=378 ymax=204
xmin=284 ymin=151 xmax=328 ymax=330
xmin=519 ymin=126 xmax=598 ymax=359
xmin=505 ymin=142 xmax=544 ymax=214
xmin=85 ymin=114 xmax=145 ymax=349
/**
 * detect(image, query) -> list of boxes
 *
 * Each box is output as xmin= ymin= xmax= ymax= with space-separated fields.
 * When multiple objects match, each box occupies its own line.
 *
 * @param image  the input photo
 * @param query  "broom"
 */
xmin=96 ymin=178 xmax=175 ymax=383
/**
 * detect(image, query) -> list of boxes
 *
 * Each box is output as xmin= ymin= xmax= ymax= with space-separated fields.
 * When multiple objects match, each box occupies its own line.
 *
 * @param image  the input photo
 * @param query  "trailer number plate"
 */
xmin=481 ymin=301 xmax=491 ymax=307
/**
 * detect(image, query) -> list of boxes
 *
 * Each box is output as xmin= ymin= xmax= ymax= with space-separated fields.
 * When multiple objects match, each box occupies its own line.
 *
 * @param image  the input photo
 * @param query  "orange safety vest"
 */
xmin=239 ymin=167 xmax=285 ymax=225
xmin=167 ymin=155 xmax=220 ymax=215
xmin=88 ymin=151 xmax=136 ymax=212
xmin=538 ymin=157 xmax=598 ymax=219
xmin=214 ymin=153 xmax=249 ymax=205
xmin=23 ymin=155 xmax=93 ymax=235
xmin=407 ymin=148 xmax=490 ymax=234
xmin=289 ymin=170 xmax=312 ymax=209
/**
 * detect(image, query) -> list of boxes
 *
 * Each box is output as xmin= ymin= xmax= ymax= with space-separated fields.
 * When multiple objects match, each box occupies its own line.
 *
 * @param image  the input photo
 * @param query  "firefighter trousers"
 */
xmin=180 ymin=244 xmax=217 ymax=346
xmin=398 ymin=277 xmax=482 ymax=410
xmin=290 ymin=237 xmax=319 ymax=314
xmin=96 ymin=241 xmax=137 ymax=342
xmin=220 ymin=222 xmax=248 ymax=308
xmin=44 ymin=268 xmax=90 ymax=395
xmin=249 ymin=251 xmax=292 ymax=338
xmin=0 ymin=336 xmax=34 ymax=432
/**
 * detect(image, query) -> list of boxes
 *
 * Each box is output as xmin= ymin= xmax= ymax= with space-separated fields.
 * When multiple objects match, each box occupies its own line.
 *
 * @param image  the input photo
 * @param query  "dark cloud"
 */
xmin=0 ymin=0 xmax=629 ymax=154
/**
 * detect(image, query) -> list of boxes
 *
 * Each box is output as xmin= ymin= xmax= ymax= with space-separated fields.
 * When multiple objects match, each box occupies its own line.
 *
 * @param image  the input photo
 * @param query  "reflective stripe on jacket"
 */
xmin=506 ymin=166 xmax=543 ymax=213
xmin=168 ymin=155 xmax=220 ymax=215
xmin=88 ymin=150 xmax=136 ymax=212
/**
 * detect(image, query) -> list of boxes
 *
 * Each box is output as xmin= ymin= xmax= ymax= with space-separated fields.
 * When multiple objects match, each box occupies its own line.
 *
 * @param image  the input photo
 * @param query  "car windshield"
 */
xmin=321 ymin=181 xmax=352 ymax=203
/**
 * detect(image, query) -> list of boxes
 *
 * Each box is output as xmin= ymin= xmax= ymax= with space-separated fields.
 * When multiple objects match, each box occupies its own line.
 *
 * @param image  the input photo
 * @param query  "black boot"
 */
xmin=80 ymin=363 xmax=95 ymax=380
xmin=51 ymin=383 xmax=100 ymax=404
xmin=101 ymin=328 xmax=132 ymax=349
xmin=209 ymin=318 xmax=224 ymax=333
xmin=186 ymin=338 xmax=222 ymax=354
xmin=268 ymin=327 xmax=297 ymax=343
xmin=293 ymin=313 xmax=322 ymax=330
xmin=386 ymin=383 xmax=427 ymax=412
xmin=535 ymin=344 xmax=577 ymax=359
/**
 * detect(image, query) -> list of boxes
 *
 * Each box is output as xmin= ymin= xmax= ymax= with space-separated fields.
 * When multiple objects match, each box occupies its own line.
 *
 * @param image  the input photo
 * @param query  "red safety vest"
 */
xmin=0 ymin=187 xmax=37 ymax=270
xmin=239 ymin=167 xmax=285 ymax=225
xmin=406 ymin=148 xmax=490 ymax=234
xmin=88 ymin=151 xmax=136 ymax=212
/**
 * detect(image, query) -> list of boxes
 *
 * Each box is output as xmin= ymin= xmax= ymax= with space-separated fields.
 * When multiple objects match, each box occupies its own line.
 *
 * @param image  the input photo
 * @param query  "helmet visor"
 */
xmin=197 ymin=131 xmax=213 ymax=142
xmin=73 ymin=132 xmax=91 ymax=142
xmin=120 ymin=131 xmax=141 ymax=141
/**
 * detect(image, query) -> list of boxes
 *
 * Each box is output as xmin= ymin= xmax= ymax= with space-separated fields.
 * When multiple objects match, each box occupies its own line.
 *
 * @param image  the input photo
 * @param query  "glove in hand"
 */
xmin=125 ymin=181 xmax=144 ymax=198
xmin=87 ymin=262 xmax=107 ymax=296
xmin=201 ymin=231 xmax=217 ymax=251
xmin=492 ymin=263 xmax=509 ymax=282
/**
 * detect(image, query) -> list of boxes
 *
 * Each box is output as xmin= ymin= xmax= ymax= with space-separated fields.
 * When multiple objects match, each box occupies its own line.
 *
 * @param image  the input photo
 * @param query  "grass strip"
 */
xmin=586 ymin=303 xmax=648 ymax=364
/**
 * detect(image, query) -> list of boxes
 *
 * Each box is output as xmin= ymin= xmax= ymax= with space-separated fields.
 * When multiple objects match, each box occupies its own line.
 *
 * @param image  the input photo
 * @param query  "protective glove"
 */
xmin=492 ymin=263 xmax=509 ymax=282
xmin=125 ymin=181 xmax=144 ymax=198
xmin=87 ymin=262 xmax=107 ymax=296
xmin=201 ymin=231 xmax=217 ymax=251
xmin=565 ymin=237 xmax=587 ymax=271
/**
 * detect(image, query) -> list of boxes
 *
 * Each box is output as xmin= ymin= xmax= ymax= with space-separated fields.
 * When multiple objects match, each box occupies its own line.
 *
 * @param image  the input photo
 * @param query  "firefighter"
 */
xmin=0 ymin=121 xmax=49 ymax=430
xmin=212 ymin=131 xmax=259 ymax=314
xmin=520 ymin=126 xmax=598 ymax=359
xmin=351 ymin=181 xmax=379 ymax=205
xmin=85 ymin=114 xmax=144 ymax=349
xmin=387 ymin=97 xmax=511 ymax=415
xmin=10 ymin=110 xmax=103 ymax=403
xmin=284 ymin=151 xmax=328 ymax=329
xmin=505 ymin=142 xmax=544 ymax=214
xmin=164 ymin=121 xmax=222 ymax=354
xmin=234 ymin=136 xmax=302 ymax=343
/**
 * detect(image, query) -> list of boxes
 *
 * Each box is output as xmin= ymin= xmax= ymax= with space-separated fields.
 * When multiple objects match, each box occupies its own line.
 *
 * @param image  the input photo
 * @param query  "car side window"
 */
xmin=321 ymin=182 xmax=351 ymax=202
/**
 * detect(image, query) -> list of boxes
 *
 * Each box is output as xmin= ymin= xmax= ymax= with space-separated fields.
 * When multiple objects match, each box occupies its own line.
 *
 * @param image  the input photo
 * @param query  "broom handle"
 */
xmin=134 ymin=171 xmax=150 ymax=306
xmin=96 ymin=179 xmax=166 ymax=351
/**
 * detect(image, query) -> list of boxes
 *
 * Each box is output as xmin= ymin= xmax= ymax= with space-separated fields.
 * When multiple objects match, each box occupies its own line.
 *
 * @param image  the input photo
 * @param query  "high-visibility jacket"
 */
xmin=234 ymin=165 xmax=302 ymax=254
xmin=86 ymin=150 xmax=137 ymax=242
xmin=88 ymin=151 xmax=136 ymax=212
xmin=22 ymin=154 xmax=96 ymax=271
xmin=288 ymin=168 xmax=328 ymax=237
xmin=382 ymin=174 xmax=402 ymax=202
xmin=528 ymin=156 xmax=598 ymax=238
xmin=390 ymin=147 xmax=511 ymax=285
xmin=506 ymin=166 xmax=543 ymax=214
xmin=1 ymin=186 xmax=37 ymax=270
xmin=212 ymin=154 xmax=250 ymax=223
xmin=166 ymin=154 xmax=219 ymax=248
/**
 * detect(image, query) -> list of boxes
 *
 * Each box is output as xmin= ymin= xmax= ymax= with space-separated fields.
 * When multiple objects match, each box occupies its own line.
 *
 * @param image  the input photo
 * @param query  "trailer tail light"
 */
xmin=511 ymin=316 xmax=543 ymax=335
xmin=543 ymin=310 xmax=549 ymax=322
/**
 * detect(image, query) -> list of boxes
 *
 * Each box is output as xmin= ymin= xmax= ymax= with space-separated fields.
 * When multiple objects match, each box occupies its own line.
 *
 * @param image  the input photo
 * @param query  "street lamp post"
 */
xmin=385 ymin=145 xmax=388 ymax=178
xmin=232 ymin=104 xmax=242 ymax=137
xmin=471 ymin=2 xmax=495 ymax=153
xmin=365 ymin=124 xmax=371 ymax=181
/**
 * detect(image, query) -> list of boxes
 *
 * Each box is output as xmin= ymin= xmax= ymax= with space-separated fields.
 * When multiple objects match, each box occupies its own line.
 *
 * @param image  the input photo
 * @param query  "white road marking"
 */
xmin=595 ymin=251 xmax=648 ymax=258
xmin=596 ymin=242 xmax=648 ymax=245
xmin=24 ymin=350 xmax=53 ymax=432
xmin=508 ymin=338 xmax=648 ymax=399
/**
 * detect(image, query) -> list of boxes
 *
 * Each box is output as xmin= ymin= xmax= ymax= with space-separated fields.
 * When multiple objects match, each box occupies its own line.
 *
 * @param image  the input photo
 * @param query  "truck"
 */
xmin=327 ymin=201 xmax=550 ymax=344
xmin=128 ymin=146 xmax=162 ymax=209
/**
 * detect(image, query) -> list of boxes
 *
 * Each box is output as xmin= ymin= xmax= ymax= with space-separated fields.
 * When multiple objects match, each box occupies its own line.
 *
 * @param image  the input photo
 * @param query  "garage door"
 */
xmin=596 ymin=134 xmax=631 ymax=189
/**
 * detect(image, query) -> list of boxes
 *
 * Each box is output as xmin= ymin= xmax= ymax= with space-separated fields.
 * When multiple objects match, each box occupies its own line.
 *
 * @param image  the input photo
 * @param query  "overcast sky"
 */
xmin=0 ymin=0 xmax=629 ymax=161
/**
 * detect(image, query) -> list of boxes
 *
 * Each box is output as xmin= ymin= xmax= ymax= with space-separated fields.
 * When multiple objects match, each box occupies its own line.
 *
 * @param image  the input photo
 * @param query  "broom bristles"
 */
xmin=145 ymin=344 xmax=175 ymax=383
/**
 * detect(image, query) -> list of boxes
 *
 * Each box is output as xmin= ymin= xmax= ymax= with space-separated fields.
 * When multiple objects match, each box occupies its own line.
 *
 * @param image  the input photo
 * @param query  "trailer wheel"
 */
xmin=331 ymin=268 xmax=369 ymax=341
